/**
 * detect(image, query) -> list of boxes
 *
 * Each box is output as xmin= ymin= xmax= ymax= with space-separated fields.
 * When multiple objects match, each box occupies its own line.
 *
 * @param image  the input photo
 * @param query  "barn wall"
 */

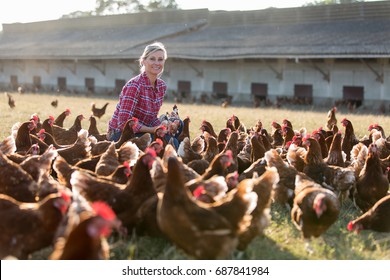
xmin=0 ymin=59 xmax=388 ymax=107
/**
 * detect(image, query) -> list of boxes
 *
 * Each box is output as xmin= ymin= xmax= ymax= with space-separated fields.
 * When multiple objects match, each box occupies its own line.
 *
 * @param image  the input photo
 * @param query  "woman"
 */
xmin=107 ymin=42 xmax=182 ymax=147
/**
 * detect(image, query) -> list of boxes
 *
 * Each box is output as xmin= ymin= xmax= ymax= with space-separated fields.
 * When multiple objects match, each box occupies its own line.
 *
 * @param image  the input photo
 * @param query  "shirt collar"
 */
xmin=141 ymin=71 xmax=156 ymax=88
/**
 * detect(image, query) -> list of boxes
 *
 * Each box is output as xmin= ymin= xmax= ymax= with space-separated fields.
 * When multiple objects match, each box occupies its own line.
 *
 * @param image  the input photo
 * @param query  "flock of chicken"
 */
xmin=0 ymin=104 xmax=389 ymax=260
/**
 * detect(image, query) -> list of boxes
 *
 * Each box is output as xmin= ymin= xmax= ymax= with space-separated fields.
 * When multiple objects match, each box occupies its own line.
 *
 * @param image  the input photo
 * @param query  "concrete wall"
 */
xmin=0 ymin=58 xmax=388 ymax=108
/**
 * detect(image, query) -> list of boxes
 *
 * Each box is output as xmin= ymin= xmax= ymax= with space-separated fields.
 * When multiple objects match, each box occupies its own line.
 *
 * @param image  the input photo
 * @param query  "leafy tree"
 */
xmin=305 ymin=0 xmax=364 ymax=6
xmin=61 ymin=0 xmax=178 ymax=18
xmin=94 ymin=0 xmax=178 ymax=15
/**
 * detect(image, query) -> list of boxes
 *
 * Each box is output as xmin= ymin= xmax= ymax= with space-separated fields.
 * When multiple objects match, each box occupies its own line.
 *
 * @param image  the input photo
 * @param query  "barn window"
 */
xmin=115 ymin=79 xmax=126 ymax=95
xmin=177 ymin=81 xmax=191 ymax=98
xmin=251 ymin=83 xmax=268 ymax=100
xmin=294 ymin=84 xmax=313 ymax=104
xmin=85 ymin=78 xmax=95 ymax=93
xmin=212 ymin=82 xmax=228 ymax=99
xmin=57 ymin=77 xmax=67 ymax=92
xmin=33 ymin=76 xmax=41 ymax=90
xmin=10 ymin=75 xmax=18 ymax=90
xmin=343 ymin=86 xmax=364 ymax=107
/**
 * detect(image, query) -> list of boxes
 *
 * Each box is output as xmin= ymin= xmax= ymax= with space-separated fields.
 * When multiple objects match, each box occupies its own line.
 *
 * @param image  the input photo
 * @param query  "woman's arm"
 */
xmin=117 ymin=83 xmax=139 ymax=130
xmin=137 ymin=125 xmax=158 ymax=134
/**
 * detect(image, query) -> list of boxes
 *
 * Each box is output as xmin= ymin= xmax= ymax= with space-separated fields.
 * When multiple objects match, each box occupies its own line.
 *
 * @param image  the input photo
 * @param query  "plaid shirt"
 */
xmin=108 ymin=72 xmax=166 ymax=133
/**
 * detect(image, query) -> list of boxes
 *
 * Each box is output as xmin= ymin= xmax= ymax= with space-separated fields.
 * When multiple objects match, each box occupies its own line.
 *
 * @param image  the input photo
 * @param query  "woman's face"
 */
xmin=144 ymin=50 xmax=165 ymax=77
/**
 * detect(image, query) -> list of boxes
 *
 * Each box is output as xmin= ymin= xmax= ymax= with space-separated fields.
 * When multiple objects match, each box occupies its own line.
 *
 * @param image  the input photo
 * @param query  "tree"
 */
xmin=62 ymin=0 xmax=178 ymax=18
xmin=94 ymin=0 xmax=178 ymax=15
xmin=305 ymin=0 xmax=364 ymax=6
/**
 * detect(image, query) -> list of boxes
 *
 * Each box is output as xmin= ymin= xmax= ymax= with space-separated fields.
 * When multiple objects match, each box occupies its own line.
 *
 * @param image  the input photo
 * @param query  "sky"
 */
xmin=0 ymin=0 xmax=315 ymax=25
xmin=0 ymin=0 xmax=381 ymax=25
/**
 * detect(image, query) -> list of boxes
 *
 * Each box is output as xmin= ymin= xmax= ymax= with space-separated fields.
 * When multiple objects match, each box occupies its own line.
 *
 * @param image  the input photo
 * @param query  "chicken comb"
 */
xmin=49 ymin=115 xmax=55 ymax=121
xmin=347 ymin=221 xmax=354 ymax=231
xmin=155 ymin=138 xmax=163 ymax=146
xmin=65 ymin=108 xmax=71 ymax=112
xmin=145 ymin=147 xmax=157 ymax=158
xmin=225 ymin=150 xmax=233 ymax=158
xmin=31 ymin=114 xmax=39 ymax=121
xmin=302 ymin=134 xmax=311 ymax=142
xmin=92 ymin=201 xmax=116 ymax=221
xmin=193 ymin=186 xmax=206 ymax=198
xmin=38 ymin=128 xmax=45 ymax=135
xmin=60 ymin=190 xmax=71 ymax=204
xmin=131 ymin=117 xmax=138 ymax=122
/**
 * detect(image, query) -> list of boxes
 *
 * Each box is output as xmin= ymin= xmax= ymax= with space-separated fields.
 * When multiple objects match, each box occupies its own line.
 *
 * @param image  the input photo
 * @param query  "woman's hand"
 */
xmin=138 ymin=125 xmax=158 ymax=134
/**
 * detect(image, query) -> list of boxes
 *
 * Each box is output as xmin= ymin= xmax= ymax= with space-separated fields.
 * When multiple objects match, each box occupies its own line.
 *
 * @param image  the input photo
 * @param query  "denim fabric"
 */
xmin=108 ymin=119 xmax=184 ymax=150
xmin=107 ymin=129 xmax=122 ymax=142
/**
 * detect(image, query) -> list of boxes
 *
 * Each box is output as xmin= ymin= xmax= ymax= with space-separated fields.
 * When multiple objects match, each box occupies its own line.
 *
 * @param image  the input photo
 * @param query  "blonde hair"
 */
xmin=139 ymin=42 xmax=167 ymax=76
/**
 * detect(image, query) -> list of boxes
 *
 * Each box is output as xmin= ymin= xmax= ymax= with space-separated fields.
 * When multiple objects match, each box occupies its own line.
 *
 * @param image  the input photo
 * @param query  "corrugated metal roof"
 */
xmin=1 ymin=1 xmax=390 ymax=60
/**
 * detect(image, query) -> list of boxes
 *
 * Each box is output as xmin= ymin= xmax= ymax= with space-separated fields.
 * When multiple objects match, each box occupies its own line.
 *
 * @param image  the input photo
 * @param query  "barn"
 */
xmin=0 ymin=1 xmax=390 ymax=108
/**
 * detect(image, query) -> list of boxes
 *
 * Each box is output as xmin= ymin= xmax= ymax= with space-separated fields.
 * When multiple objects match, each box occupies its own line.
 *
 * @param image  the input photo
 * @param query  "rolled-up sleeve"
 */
xmin=117 ymin=83 xmax=139 ymax=131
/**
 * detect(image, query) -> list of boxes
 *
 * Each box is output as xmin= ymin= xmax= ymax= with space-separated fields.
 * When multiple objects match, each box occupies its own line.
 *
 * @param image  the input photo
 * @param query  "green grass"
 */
xmin=2 ymin=91 xmax=390 ymax=260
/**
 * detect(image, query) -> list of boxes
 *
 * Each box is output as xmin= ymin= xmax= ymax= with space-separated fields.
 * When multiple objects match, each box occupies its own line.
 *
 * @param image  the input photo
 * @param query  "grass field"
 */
xmin=2 ymin=91 xmax=390 ymax=260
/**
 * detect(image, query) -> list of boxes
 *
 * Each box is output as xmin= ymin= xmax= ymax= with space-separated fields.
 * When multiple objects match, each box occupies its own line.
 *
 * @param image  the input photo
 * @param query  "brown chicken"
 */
xmin=70 ymin=149 xmax=157 ymax=232
xmin=0 ymin=150 xmax=41 ymax=202
xmin=341 ymin=118 xmax=359 ymax=162
xmin=186 ymin=175 xmax=229 ymax=203
xmin=40 ymin=115 xmax=56 ymax=136
xmin=201 ymin=132 xmax=219 ymax=163
xmin=88 ymin=115 xmax=107 ymax=142
xmin=325 ymin=131 xmax=345 ymax=167
xmin=177 ymin=116 xmax=191 ymax=143
xmin=55 ymin=129 xmax=91 ymax=165
xmin=157 ymin=156 xmax=257 ymax=259
xmin=49 ymin=201 xmax=121 ymax=260
xmin=237 ymin=166 xmax=279 ymax=251
xmin=264 ymin=149 xmax=297 ymax=207
xmin=52 ymin=114 xmax=84 ymax=145
xmin=200 ymin=120 xmax=218 ymax=139
xmin=201 ymin=150 xmax=235 ymax=181
xmin=13 ymin=120 xmax=36 ymax=154
xmin=326 ymin=106 xmax=337 ymax=130
xmin=19 ymin=144 xmax=57 ymax=182
xmin=95 ymin=142 xmax=120 ymax=176
xmin=271 ymin=121 xmax=284 ymax=147
xmin=0 ymin=135 xmax=15 ymax=155
xmin=250 ymin=132 xmax=266 ymax=163
xmin=371 ymin=130 xmax=390 ymax=159
xmin=353 ymin=143 xmax=389 ymax=212
xmin=177 ymin=136 xmax=204 ymax=164
xmin=6 ymin=92 xmax=15 ymax=108
xmin=151 ymin=144 xmax=200 ymax=192
xmin=282 ymin=124 xmax=295 ymax=149
xmin=312 ymin=129 xmax=328 ymax=159
xmin=347 ymin=195 xmax=390 ymax=233
xmin=91 ymin=102 xmax=109 ymax=119
xmin=302 ymin=136 xmax=333 ymax=188
xmin=51 ymin=99 xmax=58 ymax=108
xmin=286 ymin=139 xmax=306 ymax=172
xmin=54 ymin=108 xmax=71 ymax=127
xmin=291 ymin=172 xmax=340 ymax=253
xmin=38 ymin=128 xmax=68 ymax=150
xmin=0 ymin=191 xmax=71 ymax=259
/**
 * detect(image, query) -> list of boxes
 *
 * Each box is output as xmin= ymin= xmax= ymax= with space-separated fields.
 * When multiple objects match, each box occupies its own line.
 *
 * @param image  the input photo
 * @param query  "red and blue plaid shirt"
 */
xmin=108 ymin=72 xmax=166 ymax=133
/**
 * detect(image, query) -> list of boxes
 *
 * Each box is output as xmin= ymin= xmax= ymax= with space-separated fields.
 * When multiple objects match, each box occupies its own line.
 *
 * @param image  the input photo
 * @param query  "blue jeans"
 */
xmin=107 ymin=119 xmax=184 ymax=150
